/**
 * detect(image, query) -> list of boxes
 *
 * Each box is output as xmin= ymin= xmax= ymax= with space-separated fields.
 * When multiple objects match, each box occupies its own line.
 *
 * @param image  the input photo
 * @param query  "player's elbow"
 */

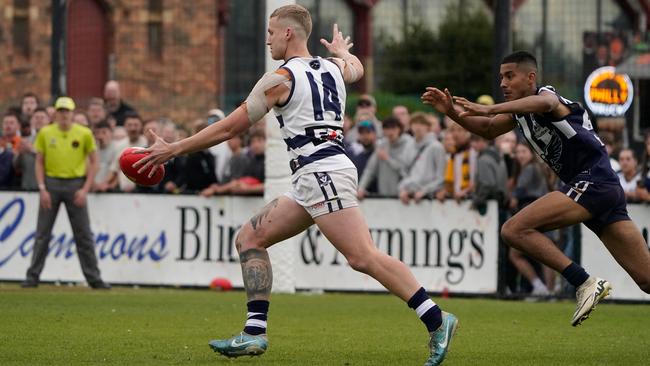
xmin=222 ymin=127 xmax=236 ymax=141
xmin=538 ymin=98 xmax=558 ymax=113
xmin=356 ymin=65 xmax=365 ymax=80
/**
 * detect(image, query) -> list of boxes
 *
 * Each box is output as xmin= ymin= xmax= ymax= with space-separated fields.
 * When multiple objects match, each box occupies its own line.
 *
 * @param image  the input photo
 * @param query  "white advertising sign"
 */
xmin=581 ymin=204 xmax=650 ymax=301
xmin=0 ymin=193 xmax=499 ymax=293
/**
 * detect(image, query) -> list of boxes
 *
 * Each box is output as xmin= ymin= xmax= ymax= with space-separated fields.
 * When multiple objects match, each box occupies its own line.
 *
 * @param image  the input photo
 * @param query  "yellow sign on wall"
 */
xmin=584 ymin=66 xmax=634 ymax=116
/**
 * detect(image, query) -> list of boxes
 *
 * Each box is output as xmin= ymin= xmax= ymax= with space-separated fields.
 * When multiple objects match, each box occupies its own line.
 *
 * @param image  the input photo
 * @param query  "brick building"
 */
xmin=0 ymin=0 xmax=226 ymax=124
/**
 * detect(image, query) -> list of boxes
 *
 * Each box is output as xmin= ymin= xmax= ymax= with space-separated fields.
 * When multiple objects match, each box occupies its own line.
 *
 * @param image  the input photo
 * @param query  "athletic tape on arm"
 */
xmin=329 ymin=57 xmax=360 ymax=83
xmin=245 ymin=71 xmax=290 ymax=124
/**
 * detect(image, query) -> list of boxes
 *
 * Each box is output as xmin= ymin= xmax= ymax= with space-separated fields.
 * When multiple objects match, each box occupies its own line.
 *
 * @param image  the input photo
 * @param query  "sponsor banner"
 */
xmin=0 ymin=192 xmax=498 ymax=293
xmin=581 ymin=204 xmax=650 ymax=301
xmin=583 ymin=66 xmax=634 ymax=117
xmin=295 ymin=199 xmax=498 ymax=293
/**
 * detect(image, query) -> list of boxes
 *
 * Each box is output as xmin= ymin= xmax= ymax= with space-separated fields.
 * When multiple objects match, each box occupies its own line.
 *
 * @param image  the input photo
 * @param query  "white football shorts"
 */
xmin=284 ymin=168 xmax=359 ymax=218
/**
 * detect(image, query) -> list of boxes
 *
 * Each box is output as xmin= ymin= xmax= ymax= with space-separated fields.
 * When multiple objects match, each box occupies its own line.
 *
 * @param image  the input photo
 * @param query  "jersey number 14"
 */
xmin=306 ymin=71 xmax=342 ymax=121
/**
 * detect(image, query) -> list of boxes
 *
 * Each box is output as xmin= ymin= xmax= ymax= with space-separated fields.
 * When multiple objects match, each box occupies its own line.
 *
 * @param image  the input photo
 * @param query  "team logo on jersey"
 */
xmin=531 ymin=118 xmax=563 ymax=173
xmin=309 ymin=60 xmax=321 ymax=70
xmin=71 ymin=140 xmax=80 ymax=148
xmin=305 ymin=125 xmax=344 ymax=146
xmin=315 ymin=172 xmax=331 ymax=187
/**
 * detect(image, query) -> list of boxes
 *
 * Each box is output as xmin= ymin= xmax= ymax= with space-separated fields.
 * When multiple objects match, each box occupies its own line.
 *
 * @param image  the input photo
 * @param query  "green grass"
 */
xmin=1 ymin=284 xmax=649 ymax=365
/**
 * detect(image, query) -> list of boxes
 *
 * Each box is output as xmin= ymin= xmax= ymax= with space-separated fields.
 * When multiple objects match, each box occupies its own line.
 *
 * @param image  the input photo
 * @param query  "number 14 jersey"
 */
xmin=273 ymin=56 xmax=355 ymax=177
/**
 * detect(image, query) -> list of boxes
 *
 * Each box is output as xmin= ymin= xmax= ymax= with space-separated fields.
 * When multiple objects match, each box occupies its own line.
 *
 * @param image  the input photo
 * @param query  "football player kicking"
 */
xmin=423 ymin=50 xmax=650 ymax=326
xmin=136 ymin=4 xmax=457 ymax=366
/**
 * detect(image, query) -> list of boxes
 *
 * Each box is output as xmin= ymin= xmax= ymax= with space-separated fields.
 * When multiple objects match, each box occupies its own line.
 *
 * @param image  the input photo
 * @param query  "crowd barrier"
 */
xmin=0 ymin=192 xmax=647 ymax=299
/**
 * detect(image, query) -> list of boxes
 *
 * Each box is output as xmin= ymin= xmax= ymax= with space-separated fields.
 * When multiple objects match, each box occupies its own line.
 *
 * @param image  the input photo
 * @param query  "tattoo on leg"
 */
xmin=250 ymin=198 xmax=279 ymax=231
xmin=235 ymin=235 xmax=243 ymax=253
xmin=240 ymin=248 xmax=273 ymax=300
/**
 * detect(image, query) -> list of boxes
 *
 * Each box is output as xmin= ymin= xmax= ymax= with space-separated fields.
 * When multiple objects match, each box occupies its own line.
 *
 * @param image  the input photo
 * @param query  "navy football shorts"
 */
xmin=560 ymin=175 xmax=631 ymax=236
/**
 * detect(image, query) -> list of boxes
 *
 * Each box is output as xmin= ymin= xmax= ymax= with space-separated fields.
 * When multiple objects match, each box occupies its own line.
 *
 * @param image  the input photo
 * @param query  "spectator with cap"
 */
xmin=398 ymin=113 xmax=446 ymax=204
xmin=347 ymin=94 xmax=383 ymax=143
xmin=103 ymin=80 xmax=137 ymax=126
xmin=22 ymin=96 xmax=109 ymax=289
xmin=358 ymin=117 xmax=415 ymax=199
xmin=206 ymin=108 xmax=232 ymax=183
xmin=349 ymin=119 xmax=378 ymax=194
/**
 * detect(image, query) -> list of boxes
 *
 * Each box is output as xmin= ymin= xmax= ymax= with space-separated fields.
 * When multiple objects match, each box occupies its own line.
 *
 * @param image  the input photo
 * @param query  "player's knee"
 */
xmin=500 ymin=220 xmax=520 ymax=248
xmin=235 ymin=226 xmax=265 ymax=253
xmin=501 ymin=220 xmax=530 ymax=250
xmin=346 ymin=254 xmax=374 ymax=274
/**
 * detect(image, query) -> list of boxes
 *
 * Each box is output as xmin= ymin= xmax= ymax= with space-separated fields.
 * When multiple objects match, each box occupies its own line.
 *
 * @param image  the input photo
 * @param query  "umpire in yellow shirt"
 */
xmin=22 ymin=97 xmax=110 ymax=289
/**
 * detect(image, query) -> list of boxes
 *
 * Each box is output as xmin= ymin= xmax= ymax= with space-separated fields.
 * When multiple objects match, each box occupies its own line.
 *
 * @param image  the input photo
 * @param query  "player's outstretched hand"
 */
xmin=320 ymin=23 xmax=353 ymax=57
xmin=133 ymin=129 xmax=175 ymax=177
xmin=422 ymin=87 xmax=454 ymax=115
xmin=453 ymin=96 xmax=492 ymax=117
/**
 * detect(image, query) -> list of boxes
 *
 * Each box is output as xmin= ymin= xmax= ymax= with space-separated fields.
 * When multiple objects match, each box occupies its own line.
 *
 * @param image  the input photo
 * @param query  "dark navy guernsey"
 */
xmin=513 ymin=85 xmax=618 ymax=185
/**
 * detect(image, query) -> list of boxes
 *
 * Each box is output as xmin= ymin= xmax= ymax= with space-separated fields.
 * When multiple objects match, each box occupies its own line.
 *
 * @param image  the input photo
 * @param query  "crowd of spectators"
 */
xmin=0 ymin=81 xmax=265 ymax=196
xmin=3 ymin=84 xmax=650 ymax=297
xmin=3 ymin=85 xmax=649 ymax=206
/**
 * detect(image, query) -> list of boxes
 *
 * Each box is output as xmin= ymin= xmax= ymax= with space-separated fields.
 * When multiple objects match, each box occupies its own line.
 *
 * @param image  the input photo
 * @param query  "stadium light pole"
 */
xmin=492 ymin=0 xmax=511 ymax=103
xmin=264 ymin=0 xmax=297 ymax=294
xmin=51 ymin=0 xmax=67 ymax=100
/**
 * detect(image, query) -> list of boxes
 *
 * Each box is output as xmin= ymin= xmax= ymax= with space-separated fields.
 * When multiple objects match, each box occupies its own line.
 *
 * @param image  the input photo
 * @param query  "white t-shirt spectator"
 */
xmin=617 ymin=171 xmax=641 ymax=193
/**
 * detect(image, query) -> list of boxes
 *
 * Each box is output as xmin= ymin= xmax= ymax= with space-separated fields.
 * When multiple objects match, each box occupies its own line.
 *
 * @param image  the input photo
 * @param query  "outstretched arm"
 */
xmin=422 ymin=87 xmax=516 ymax=139
xmin=321 ymin=24 xmax=364 ymax=84
xmin=454 ymin=90 xmax=559 ymax=117
xmin=135 ymin=76 xmax=289 ymax=176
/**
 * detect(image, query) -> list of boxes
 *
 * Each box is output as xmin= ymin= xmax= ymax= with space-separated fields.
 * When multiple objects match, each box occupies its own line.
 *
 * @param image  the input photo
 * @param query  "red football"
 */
xmin=119 ymin=147 xmax=165 ymax=186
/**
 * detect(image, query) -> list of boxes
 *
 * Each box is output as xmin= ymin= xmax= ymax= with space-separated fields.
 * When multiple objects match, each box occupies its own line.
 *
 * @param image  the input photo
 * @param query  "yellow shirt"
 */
xmin=34 ymin=123 xmax=96 ymax=178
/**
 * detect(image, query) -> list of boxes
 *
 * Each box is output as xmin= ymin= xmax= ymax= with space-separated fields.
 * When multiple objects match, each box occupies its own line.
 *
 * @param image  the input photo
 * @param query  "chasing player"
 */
xmin=422 ymin=51 xmax=650 ymax=326
xmin=136 ymin=5 xmax=457 ymax=366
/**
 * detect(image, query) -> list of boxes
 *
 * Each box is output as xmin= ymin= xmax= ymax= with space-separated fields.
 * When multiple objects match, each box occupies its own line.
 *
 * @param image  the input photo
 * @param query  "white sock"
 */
xmin=532 ymin=278 xmax=546 ymax=291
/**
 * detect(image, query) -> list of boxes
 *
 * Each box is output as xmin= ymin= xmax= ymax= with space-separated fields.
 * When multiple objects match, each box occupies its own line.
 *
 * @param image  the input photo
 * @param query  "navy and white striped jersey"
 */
xmin=273 ymin=57 xmax=355 ymax=177
xmin=513 ymin=86 xmax=617 ymax=184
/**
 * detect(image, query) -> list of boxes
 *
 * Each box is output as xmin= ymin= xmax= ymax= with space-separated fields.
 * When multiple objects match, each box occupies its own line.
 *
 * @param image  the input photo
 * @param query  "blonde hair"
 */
xmin=409 ymin=112 xmax=431 ymax=127
xmin=270 ymin=5 xmax=312 ymax=39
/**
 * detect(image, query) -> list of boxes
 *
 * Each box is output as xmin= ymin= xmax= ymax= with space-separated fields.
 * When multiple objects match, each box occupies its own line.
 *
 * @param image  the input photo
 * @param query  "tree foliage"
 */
xmin=378 ymin=6 xmax=494 ymax=99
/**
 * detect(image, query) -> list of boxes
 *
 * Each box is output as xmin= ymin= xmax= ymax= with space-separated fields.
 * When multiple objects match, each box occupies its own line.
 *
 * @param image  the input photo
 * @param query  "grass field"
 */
xmin=1 ymin=284 xmax=649 ymax=366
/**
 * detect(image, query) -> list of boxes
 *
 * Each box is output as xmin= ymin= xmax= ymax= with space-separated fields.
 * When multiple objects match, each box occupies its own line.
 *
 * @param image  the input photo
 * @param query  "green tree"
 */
xmin=378 ymin=6 xmax=493 ymax=99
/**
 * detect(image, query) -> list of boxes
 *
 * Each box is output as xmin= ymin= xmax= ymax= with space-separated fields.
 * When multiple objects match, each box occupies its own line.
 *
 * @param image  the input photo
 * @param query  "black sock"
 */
xmin=407 ymin=287 xmax=442 ymax=332
xmin=561 ymin=262 xmax=590 ymax=287
xmin=243 ymin=300 xmax=269 ymax=335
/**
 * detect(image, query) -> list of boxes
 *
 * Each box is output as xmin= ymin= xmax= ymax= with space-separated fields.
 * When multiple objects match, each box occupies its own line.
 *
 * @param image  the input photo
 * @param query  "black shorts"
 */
xmin=560 ymin=176 xmax=631 ymax=236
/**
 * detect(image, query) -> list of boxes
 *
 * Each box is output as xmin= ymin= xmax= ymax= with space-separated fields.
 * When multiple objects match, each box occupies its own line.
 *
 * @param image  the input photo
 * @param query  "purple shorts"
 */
xmin=560 ymin=176 xmax=631 ymax=236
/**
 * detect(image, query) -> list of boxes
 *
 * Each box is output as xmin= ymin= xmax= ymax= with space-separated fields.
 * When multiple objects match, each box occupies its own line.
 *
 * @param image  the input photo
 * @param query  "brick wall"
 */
xmin=0 ymin=0 xmax=53 ymax=110
xmin=0 ymin=0 xmax=223 ymax=126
